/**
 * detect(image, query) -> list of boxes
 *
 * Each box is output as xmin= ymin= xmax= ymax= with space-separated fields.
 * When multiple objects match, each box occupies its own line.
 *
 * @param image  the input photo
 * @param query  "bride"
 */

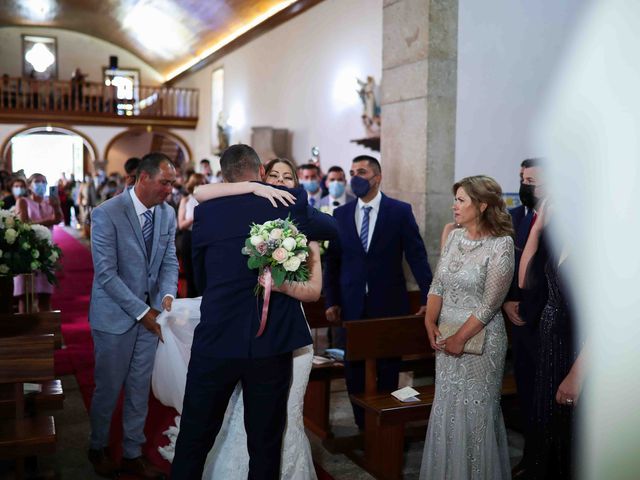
xmin=152 ymin=158 xmax=321 ymax=479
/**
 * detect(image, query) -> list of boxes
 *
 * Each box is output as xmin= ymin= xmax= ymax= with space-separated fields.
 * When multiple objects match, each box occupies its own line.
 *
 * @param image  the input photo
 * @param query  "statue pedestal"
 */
xmin=251 ymin=127 xmax=291 ymax=163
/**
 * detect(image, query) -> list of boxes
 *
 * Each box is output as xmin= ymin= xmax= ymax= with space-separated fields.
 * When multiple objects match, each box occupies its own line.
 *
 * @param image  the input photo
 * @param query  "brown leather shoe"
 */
xmin=120 ymin=455 xmax=167 ymax=480
xmin=87 ymin=448 xmax=119 ymax=478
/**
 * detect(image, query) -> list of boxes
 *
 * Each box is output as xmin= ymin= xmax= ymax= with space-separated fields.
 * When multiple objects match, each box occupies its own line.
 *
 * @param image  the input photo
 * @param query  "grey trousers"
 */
xmin=89 ymin=322 xmax=158 ymax=458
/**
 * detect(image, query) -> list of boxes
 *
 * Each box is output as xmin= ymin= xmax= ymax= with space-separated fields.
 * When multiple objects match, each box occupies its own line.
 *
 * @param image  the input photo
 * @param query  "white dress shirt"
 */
xmin=355 ymin=191 xmax=382 ymax=251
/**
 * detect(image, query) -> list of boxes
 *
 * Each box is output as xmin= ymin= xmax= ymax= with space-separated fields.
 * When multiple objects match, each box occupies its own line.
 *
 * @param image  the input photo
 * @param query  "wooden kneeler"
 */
xmin=0 ymin=334 xmax=56 ymax=479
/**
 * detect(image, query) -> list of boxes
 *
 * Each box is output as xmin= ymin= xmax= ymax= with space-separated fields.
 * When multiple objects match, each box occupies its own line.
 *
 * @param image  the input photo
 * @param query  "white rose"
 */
xmin=281 ymin=237 xmax=297 ymax=251
xmin=283 ymin=256 xmax=301 ymax=272
xmin=4 ymin=228 xmax=17 ymax=244
xmin=0 ymin=264 xmax=9 ymax=274
xmin=32 ymin=250 xmax=40 ymax=259
xmin=4 ymin=216 xmax=15 ymax=228
xmin=296 ymin=252 xmax=308 ymax=261
xmin=250 ymin=235 xmax=264 ymax=246
xmin=269 ymin=228 xmax=283 ymax=240
xmin=30 ymin=261 xmax=40 ymax=270
xmin=49 ymin=251 xmax=58 ymax=263
xmin=31 ymin=224 xmax=51 ymax=242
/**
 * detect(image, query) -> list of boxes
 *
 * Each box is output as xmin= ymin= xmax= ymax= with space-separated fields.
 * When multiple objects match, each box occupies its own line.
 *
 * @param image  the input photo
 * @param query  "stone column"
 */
xmin=381 ymin=0 xmax=458 ymax=269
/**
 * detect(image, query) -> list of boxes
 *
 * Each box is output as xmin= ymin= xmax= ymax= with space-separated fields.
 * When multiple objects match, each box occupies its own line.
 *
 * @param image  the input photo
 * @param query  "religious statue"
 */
xmin=357 ymin=76 xmax=381 ymax=137
xmin=216 ymin=111 xmax=230 ymax=153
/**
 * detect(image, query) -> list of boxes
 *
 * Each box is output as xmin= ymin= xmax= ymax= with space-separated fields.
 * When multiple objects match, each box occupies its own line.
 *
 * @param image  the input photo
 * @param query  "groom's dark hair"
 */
xmin=220 ymin=144 xmax=261 ymax=182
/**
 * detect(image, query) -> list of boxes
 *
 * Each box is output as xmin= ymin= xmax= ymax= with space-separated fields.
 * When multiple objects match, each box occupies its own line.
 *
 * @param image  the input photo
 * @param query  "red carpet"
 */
xmin=51 ymin=227 xmax=334 ymax=480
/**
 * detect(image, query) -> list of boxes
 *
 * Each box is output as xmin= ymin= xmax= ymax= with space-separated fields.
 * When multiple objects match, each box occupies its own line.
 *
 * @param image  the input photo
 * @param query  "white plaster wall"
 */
xmin=0 ymin=26 xmax=163 ymax=85
xmin=455 ymin=0 xmax=588 ymax=192
xmin=175 ymin=0 xmax=382 ymax=171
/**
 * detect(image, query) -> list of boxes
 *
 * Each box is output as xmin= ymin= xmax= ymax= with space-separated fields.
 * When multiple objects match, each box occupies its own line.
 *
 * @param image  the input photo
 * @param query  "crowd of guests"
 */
xmin=1 ymin=149 xmax=583 ymax=479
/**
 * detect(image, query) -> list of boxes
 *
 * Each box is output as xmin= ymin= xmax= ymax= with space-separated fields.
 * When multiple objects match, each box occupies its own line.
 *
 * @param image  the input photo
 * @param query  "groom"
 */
xmin=171 ymin=144 xmax=337 ymax=479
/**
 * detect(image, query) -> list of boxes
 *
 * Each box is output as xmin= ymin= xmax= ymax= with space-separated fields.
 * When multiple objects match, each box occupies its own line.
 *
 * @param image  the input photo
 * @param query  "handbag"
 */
xmin=437 ymin=323 xmax=486 ymax=355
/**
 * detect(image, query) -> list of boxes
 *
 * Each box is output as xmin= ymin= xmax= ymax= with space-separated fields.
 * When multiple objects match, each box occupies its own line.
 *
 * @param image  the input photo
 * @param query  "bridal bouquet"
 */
xmin=0 ymin=209 xmax=62 ymax=284
xmin=242 ymin=217 xmax=309 ymax=336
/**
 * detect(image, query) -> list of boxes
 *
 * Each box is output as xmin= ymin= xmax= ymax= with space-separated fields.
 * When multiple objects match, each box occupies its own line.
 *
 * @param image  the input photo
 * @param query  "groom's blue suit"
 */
xmin=172 ymin=185 xmax=337 ymax=479
xmin=88 ymin=188 xmax=178 ymax=459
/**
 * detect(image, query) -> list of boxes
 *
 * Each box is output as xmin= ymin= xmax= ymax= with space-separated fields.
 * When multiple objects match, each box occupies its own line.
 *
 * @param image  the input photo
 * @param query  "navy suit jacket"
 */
xmin=191 ymin=185 xmax=337 ymax=358
xmin=323 ymin=193 xmax=432 ymax=321
xmin=506 ymin=205 xmax=533 ymax=302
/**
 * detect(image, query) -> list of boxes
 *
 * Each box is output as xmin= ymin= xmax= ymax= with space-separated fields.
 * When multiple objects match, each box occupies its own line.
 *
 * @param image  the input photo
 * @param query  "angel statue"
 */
xmin=216 ymin=111 xmax=231 ymax=153
xmin=357 ymin=76 xmax=381 ymax=137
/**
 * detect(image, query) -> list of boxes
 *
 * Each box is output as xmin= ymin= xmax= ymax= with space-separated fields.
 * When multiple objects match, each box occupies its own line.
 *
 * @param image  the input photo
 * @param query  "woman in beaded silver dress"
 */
xmin=422 ymin=175 xmax=515 ymax=480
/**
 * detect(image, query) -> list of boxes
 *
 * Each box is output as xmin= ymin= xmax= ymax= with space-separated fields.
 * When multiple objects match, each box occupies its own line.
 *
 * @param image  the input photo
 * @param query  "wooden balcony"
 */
xmin=0 ymin=77 xmax=198 ymax=129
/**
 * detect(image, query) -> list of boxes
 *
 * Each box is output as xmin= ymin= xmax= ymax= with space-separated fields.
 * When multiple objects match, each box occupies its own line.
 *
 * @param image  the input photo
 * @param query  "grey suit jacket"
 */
xmin=89 ymin=191 xmax=179 ymax=334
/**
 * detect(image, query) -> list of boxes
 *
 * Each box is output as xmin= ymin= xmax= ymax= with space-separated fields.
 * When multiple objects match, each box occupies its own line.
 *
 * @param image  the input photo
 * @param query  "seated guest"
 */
xmin=324 ymin=154 xmax=432 ymax=429
xmin=14 ymin=173 xmax=63 ymax=312
xmin=319 ymin=165 xmax=354 ymax=213
xmin=519 ymin=202 xmax=585 ymax=479
xmin=422 ymin=175 xmax=515 ymax=479
xmin=298 ymin=163 xmax=323 ymax=208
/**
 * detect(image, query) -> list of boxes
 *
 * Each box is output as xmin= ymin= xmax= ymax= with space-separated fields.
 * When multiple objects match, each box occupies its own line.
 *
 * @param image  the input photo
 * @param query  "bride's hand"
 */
xmin=258 ymin=271 xmax=285 ymax=293
xmin=251 ymin=184 xmax=296 ymax=207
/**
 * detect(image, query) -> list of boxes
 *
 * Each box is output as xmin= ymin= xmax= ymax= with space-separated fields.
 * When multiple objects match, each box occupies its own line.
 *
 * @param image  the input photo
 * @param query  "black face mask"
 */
xmin=519 ymin=183 xmax=536 ymax=209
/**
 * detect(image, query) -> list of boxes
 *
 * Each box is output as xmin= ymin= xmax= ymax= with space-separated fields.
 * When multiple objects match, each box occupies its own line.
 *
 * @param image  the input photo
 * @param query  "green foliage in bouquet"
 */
xmin=0 ymin=209 xmax=63 ymax=285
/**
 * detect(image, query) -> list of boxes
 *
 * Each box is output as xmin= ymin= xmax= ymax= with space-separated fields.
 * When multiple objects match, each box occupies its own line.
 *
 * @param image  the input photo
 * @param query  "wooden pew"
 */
xmin=302 ymin=298 xmax=344 ymax=439
xmin=345 ymin=315 xmax=517 ymax=480
xmin=0 ymin=311 xmax=63 ymax=349
xmin=0 ymin=334 xmax=57 ymax=479
xmin=0 ymin=312 xmax=65 ymax=417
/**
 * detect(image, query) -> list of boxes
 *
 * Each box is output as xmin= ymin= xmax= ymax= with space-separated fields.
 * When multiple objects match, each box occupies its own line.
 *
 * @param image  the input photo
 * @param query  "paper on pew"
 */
xmin=392 ymin=386 xmax=420 ymax=402
xmin=312 ymin=355 xmax=335 ymax=365
xmin=24 ymin=383 xmax=42 ymax=394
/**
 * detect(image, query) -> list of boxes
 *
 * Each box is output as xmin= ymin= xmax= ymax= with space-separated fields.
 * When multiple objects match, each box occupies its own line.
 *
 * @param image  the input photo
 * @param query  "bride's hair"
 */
xmin=452 ymin=175 xmax=514 ymax=238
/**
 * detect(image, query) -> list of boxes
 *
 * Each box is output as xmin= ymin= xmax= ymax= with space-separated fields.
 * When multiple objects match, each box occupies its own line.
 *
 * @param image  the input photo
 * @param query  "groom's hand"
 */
xmin=141 ymin=308 xmax=164 ymax=343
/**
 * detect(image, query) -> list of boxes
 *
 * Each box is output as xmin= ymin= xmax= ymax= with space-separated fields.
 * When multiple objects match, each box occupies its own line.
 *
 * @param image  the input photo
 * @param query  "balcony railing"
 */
xmin=0 ymin=77 xmax=199 ymax=128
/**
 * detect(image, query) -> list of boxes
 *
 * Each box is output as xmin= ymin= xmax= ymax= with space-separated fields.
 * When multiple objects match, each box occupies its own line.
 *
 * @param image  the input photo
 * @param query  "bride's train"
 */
xmin=152 ymin=298 xmax=317 ymax=479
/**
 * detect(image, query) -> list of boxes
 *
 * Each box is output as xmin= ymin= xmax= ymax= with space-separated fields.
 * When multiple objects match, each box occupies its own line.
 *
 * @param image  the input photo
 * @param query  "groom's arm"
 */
xmin=191 ymin=205 xmax=208 ymax=294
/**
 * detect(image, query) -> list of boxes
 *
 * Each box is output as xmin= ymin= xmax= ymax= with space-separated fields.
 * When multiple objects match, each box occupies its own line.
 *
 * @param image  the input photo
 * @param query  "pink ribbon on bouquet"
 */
xmin=256 ymin=266 xmax=272 ymax=337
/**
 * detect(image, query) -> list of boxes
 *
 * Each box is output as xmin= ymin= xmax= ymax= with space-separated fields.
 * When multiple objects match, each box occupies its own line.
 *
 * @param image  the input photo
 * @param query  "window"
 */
xmin=22 ymin=35 xmax=58 ymax=80
xmin=103 ymin=68 xmax=140 ymax=115
xmin=211 ymin=67 xmax=225 ymax=153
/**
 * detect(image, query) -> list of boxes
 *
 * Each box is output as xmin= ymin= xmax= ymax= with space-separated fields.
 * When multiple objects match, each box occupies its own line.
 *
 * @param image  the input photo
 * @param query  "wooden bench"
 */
xmin=0 ymin=311 xmax=63 ymax=349
xmin=302 ymin=298 xmax=344 ymax=439
xmin=0 ymin=334 xmax=57 ymax=479
xmin=0 ymin=380 xmax=65 ymax=419
xmin=345 ymin=315 xmax=517 ymax=480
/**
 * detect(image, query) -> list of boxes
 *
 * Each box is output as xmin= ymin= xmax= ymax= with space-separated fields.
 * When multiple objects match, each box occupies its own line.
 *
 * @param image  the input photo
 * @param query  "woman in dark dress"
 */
xmin=519 ymin=202 xmax=586 ymax=479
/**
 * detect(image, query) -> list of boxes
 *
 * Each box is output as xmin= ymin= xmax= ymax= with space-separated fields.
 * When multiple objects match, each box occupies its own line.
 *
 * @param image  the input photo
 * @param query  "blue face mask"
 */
xmin=328 ymin=181 xmax=346 ymax=198
xmin=12 ymin=186 xmax=26 ymax=197
xmin=350 ymin=176 xmax=372 ymax=198
xmin=32 ymin=182 xmax=47 ymax=197
xmin=301 ymin=179 xmax=320 ymax=193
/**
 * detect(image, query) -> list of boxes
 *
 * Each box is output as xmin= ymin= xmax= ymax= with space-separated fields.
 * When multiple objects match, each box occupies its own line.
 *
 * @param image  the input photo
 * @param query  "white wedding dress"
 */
xmin=151 ymin=298 xmax=317 ymax=480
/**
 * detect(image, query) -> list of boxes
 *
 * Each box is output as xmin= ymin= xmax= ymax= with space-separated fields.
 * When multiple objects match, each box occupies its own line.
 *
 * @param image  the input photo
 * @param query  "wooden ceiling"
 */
xmin=0 ymin=0 xmax=319 ymax=81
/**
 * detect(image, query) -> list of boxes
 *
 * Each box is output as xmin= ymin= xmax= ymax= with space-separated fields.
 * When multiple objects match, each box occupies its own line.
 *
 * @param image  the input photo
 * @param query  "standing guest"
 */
xmin=87 ymin=153 xmax=178 ymax=479
xmin=298 ymin=163 xmax=323 ymax=208
xmin=519 ymin=203 xmax=585 ymax=479
xmin=124 ymin=157 xmax=141 ymax=187
xmin=14 ymin=173 xmax=63 ymax=313
xmin=78 ymin=174 xmax=98 ymax=238
xmin=1 ymin=175 xmax=28 ymax=210
xmin=177 ymin=173 xmax=207 ymax=298
xmin=503 ymin=158 xmax=545 ymax=478
xmin=323 ymin=155 xmax=433 ymax=429
xmin=319 ymin=165 xmax=355 ymax=213
xmin=422 ymin=175 xmax=514 ymax=479
xmin=199 ymin=158 xmax=214 ymax=183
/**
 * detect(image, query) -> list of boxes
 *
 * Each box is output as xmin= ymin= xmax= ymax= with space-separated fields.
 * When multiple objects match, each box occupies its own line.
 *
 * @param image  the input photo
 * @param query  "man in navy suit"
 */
xmin=171 ymin=145 xmax=337 ymax=479
xmin=503 ymin=158 xmax=546 ymax=478
xmin=323 ymin=155 xmax=433 ymax=429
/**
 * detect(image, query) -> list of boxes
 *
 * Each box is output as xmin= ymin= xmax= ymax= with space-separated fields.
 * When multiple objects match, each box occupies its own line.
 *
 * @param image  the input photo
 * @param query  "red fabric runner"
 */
xmin=51 ymin=227 xmax=334 ymax=480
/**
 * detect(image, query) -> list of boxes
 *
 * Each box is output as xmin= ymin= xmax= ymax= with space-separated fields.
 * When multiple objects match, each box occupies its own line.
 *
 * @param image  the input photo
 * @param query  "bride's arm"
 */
xmin=262 ymin=242 xmax=322 ymax=302
xmin=193 ymin=182 xmax=296 ymax=207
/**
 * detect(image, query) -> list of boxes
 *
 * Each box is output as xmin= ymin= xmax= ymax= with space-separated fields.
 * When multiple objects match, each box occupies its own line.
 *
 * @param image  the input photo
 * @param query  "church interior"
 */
xmin=0 ymin=0 xmax=638 ymax=479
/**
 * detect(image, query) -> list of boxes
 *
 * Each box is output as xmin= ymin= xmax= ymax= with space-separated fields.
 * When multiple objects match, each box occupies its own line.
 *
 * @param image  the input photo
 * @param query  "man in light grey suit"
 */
xmin=88 ymin=153 xmax=178 ymax=479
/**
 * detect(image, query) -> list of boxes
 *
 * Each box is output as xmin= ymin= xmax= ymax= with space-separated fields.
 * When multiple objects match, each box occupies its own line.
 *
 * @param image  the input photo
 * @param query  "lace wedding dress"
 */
xmin=419 ymin=229 xmax=514 ymax=480
xmin=151 ymin=298 xmax=317 ymax=480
